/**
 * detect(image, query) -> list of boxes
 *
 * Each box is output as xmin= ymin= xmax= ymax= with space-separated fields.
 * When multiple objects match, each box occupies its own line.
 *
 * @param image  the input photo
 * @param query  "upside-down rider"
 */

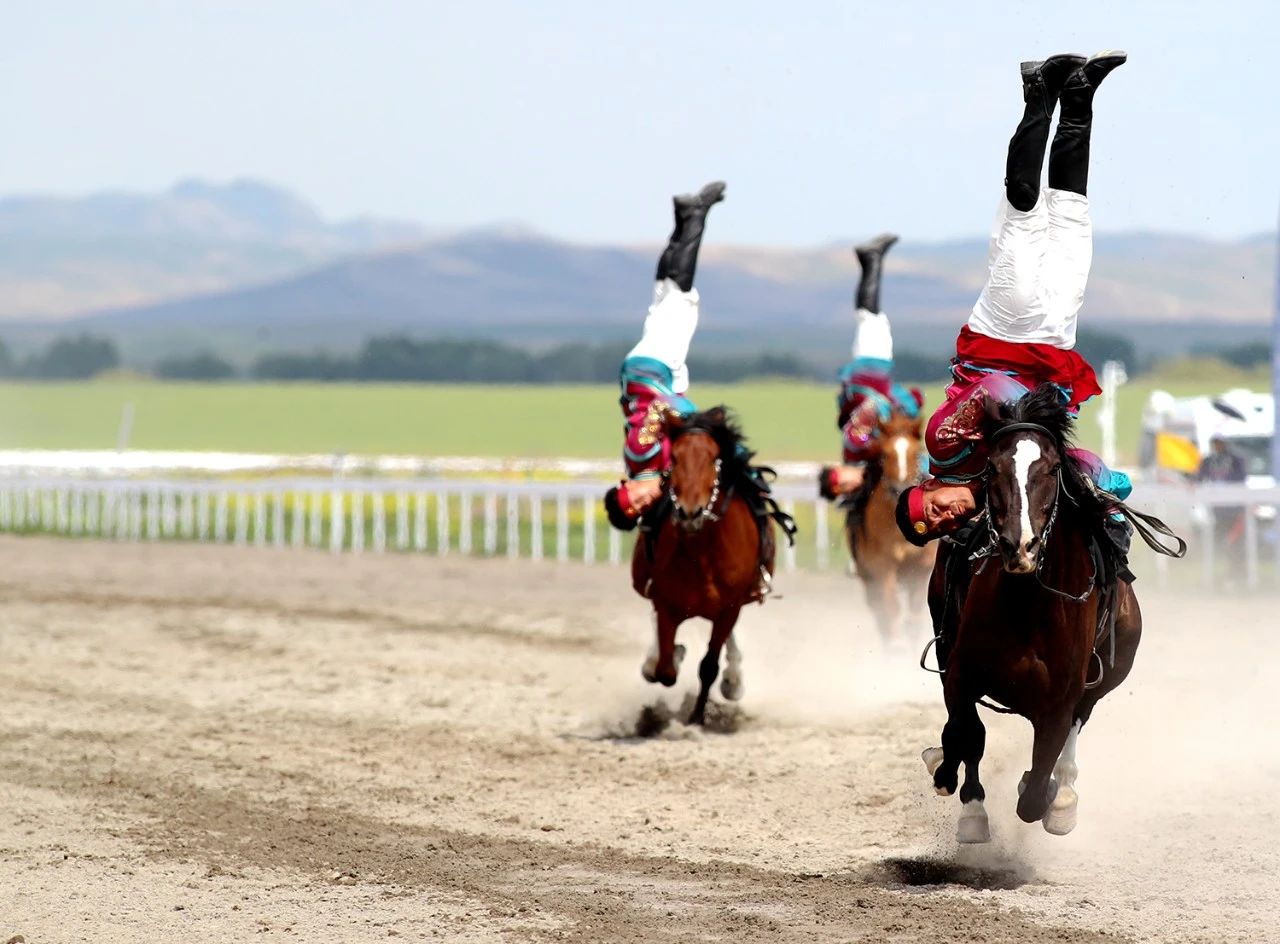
xmin=602 ymin=182 xmax=789 ymax=547
xmin=602 ymin=180 xmax=724 ymax=529
xmin=894 ymin=52 xmax=1134 ymax=561
xmin=819 ymin=233 xmax=925 ymax=545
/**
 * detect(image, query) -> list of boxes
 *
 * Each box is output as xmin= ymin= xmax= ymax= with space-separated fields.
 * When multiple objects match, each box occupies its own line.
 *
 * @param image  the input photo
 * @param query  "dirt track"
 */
xmin=0 ymin=536 xmax=1275 ymax=943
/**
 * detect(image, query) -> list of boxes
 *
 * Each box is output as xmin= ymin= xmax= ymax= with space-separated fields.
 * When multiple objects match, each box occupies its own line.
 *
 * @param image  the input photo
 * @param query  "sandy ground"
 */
xmin=0 ymin=536 xmax=1275 ymax=943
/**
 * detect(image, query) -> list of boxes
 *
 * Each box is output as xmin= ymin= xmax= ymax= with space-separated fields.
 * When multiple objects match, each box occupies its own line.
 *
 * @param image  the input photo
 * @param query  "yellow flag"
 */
xmin=1155 ymin=432 xmax=1201 ymax=473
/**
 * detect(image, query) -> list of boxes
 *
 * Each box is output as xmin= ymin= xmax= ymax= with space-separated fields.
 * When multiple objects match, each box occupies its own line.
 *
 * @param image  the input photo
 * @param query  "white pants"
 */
xmin=626 ymin=278 xmax=699 ymax=394
xmin=967 ymin=189 xmax=1092 ymax=351
xmin=851 ymin=308 xmax=893 ymax=360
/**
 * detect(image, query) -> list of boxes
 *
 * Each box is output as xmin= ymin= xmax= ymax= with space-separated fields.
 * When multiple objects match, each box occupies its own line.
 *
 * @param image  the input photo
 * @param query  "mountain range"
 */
xmin=0 ymin=180 xmax=1273 ymax=363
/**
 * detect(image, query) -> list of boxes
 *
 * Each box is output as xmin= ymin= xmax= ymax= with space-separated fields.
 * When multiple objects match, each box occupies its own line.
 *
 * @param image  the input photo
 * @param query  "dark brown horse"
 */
xmin=632 ymin=408 xmax=782 ymax=726
xmin=923 ymin=387 xmax=1147 ymax=842
xmin=846 ymin=412 xmax=936 ymax=645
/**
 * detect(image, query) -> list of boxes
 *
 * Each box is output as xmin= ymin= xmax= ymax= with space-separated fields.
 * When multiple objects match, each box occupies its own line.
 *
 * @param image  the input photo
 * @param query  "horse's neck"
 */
xmin=1037 ymin=505 xmax=1094 ymax=585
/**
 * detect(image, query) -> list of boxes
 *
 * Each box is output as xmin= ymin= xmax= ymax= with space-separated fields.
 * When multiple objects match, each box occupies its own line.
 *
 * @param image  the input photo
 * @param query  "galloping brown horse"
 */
xmin=632 ymin=408 xmax=788 ymax=726
xmin=923 ymin=387 xmax=1154 ymax=842
xmin=846 ymin=412 xmax=936 ymax=645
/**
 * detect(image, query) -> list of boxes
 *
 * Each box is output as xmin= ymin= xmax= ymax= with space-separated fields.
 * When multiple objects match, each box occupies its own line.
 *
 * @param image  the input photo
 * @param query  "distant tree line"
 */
xmin=0 ymin=328 xmax=1265 ymax=384
xmin=168 ymin=337 xmax=834 ymax=384
xmin=1189 ymin=339 xmax=1271 ymax=370
xmin=0 ymin=334 xmax=120 ymax=379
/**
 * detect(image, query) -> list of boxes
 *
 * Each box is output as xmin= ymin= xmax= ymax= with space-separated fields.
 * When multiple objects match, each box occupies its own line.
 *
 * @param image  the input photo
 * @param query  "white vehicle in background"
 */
xmin=1140 ymin=387 xmax=1274 ymax=487
xmin=1141 ymin=387 xmax=1275 ymax=527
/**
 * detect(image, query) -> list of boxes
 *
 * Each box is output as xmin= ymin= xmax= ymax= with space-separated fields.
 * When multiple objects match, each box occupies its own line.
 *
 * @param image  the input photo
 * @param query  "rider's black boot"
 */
xmin=1006 ymin=54 xmax=1085 ymax=211
xmin=854 ymin=232 xmax=899 ymax=313
xmin=655 ymin=181 xmax=726 ymax=292
xmin=1049 ymin=51 xmax=1126 ymax=197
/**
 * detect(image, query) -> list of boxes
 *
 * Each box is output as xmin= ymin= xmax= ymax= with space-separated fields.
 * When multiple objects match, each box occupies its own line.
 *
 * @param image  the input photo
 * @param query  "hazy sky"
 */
xmin=4 ymin=0 xmax=1277 ymax=245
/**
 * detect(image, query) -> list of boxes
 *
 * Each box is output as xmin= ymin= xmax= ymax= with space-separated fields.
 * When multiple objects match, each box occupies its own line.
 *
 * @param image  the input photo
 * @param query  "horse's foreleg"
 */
xmin=929 ymin=676 xmax=990 ymax=843
xmin=689 ymin=609 xmax=739 ymax=725
xmin=642 ymin=606 xmax=685 ymax=687
xmin=928 ymin=676 xmax=971 ymax=796
xmin=1017 ymin=710 xmax=1074 ymax=824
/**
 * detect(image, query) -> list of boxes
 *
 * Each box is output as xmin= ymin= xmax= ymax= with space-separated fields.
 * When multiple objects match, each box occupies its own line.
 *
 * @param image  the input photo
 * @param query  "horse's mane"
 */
xmin=987 ymin=383 xmax=1111 ymax=520
xmin=990 ymin=383 xmax=1077 ymax=448
xmin=670 ymin=406 xmax=754 ymax=476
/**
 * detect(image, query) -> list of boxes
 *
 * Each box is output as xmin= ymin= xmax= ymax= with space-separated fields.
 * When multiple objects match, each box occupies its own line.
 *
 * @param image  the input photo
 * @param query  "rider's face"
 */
xmin=923 ymin=485 xmax=977 ymax=530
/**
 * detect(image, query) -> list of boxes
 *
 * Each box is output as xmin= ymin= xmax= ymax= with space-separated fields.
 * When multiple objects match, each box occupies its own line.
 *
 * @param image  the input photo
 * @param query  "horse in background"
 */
xmin=632 ymin=407 xmax=793 ymax=725
xmin=846 ymin=412 xmax=935 ymax=646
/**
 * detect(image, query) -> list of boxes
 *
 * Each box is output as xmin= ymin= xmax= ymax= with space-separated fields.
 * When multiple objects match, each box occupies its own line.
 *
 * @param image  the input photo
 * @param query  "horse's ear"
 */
xmin=982 ymin=392 xmax=1009 ymax=430
xmin=662 ymin=404 xmax=688 ymax=435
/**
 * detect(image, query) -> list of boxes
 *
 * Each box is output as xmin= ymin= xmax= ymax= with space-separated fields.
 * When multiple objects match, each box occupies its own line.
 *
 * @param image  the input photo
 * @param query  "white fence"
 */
xmin=0 ymin=475 xmax=1275 ymax=589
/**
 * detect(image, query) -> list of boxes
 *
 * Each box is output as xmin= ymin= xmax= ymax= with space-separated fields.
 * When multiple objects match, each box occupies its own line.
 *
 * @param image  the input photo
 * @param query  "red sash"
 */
xmin=953 ymin=327 xmax=1101 ymax=408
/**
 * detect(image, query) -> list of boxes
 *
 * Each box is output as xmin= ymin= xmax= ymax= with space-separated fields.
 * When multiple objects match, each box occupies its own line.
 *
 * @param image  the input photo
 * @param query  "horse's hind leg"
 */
xmin=1043 ymin=586 xmax=1142 ymax=836
xmin=689 ymin=609 xmax=740 ymax=726
xmin=720 ymin=633 xmax=744 ymax=701
xmin=863 ymin=569 xmax=902 ymax=647
xmin=1043 ymin=720 xmax=1082 ymax=835
xmin=1017 ymin=710 xmax=1074 ymax=824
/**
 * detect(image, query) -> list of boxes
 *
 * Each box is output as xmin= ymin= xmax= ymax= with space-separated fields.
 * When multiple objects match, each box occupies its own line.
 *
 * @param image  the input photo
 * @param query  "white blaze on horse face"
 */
xmin=1012 ymin=438 xmax=1042 ymax=556
xmin=893 ymin=436 xmax=909 ymax=482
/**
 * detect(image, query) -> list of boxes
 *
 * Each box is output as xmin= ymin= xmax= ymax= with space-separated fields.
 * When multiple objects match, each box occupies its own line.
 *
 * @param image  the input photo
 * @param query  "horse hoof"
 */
xmin=673 ymin=644 xmax=687 ymax=669
xmin=641 ymin=661 xmax=659 ymax=683
xmin=1042 ymin=786 xmax=1079 ymax=836
xmin=957 ymin=801 xmax=991 ymax=844
xmin=720 ymin=673 xmax=744 ymax=701
xmin=922 ymin=747 xmax=945 ymax=777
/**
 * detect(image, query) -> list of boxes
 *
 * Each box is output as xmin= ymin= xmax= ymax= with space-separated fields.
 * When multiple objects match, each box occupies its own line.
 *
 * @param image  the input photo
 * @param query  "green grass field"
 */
xmin=0 ymin=362 xmax=1268 ymax=466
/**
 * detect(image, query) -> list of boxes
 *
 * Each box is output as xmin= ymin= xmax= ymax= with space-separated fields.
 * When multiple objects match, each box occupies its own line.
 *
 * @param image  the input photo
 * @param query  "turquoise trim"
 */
xmin=1097 ymin=468 xmax=1133 ymax=501
xmin=928 ymin=443 xmax=973 ymax=468
xmin=891 ymin=382 xmax=922 ymax=419
xmin=619 ymin=355 xmax=696 ymax=414
xmin=839 ymin=356 xmax=893 ymax=376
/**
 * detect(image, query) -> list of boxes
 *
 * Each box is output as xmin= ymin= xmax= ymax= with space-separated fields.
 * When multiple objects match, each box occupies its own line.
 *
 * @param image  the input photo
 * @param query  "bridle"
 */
xmin=669 ymin=430 xmax=725 ymax=529
xmin=984 ymin=423 xmax=1095 ymax=604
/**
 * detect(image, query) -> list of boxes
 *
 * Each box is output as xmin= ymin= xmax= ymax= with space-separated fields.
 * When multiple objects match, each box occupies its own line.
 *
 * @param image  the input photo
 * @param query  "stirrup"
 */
xmin=755 ymin=565 xmax=780 ymax=603
xmin=919 ymin=635 xmax=945 ymax=675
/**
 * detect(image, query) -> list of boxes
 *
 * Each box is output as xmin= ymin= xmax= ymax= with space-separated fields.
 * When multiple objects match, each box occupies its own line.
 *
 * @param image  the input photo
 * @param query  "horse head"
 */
xmin=984 ymin=385 xmax=1073 ymax=575
xmin=876 ymin=411 xmax=925 ymax=501
xmin=666 ymin=406 xmax=749 ymax=532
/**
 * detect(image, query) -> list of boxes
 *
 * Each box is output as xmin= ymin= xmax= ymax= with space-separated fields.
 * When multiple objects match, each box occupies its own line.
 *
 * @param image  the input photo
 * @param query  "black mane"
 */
xmin=989 ymin=383 xmax=1078 ymax=453
xmin=987 ymin=383 xmax=1111 ymax=517
xmin=670 ymin=406 xmax=754 ymax=475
